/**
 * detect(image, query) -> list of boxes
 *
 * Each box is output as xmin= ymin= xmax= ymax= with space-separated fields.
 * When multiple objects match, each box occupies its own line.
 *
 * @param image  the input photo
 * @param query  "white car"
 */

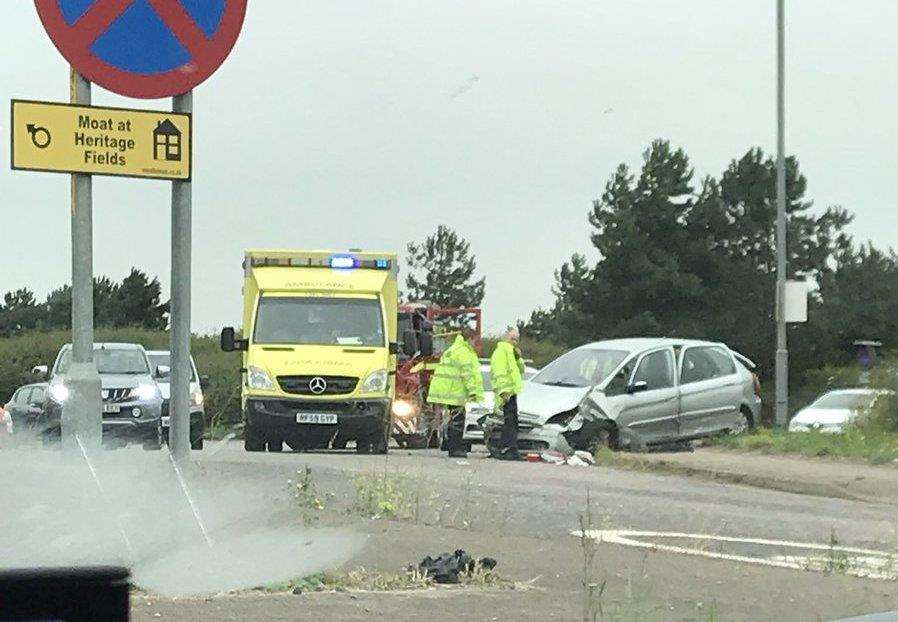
xmin=146 ymin=351 xmax=207 ymax=450
xmin=463 ymin=363 xmax=539 ymax=443
xmin=788 ymin=389 xmax=889 ymax=433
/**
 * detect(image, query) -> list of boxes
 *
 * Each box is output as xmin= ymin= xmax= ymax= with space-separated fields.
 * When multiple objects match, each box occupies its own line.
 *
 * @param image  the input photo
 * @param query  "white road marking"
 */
xmin=572 ymin=529 xmax=898 ymax=581
xmin=200 ymin=433 xmax=236 ymax=459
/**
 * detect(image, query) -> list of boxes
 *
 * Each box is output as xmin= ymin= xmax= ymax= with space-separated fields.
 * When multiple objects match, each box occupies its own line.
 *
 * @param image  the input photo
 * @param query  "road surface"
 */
xmin=127 ymin=442 xmax=898 ymax=621
xmin=3 ymin=440 xmax=895 ymax=620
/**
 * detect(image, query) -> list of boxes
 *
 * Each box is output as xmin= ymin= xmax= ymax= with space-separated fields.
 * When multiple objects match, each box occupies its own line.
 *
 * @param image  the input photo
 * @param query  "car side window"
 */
xmin=14 ymin=388 xmax=28 ymax=405
xmin=706 ymin=347 xmax=736 ymax=376
xmin=633 ymin=350 xmax=674 ymax=390
xmin=604 ymin=360 xmax=635 ymax=397
xmin=681 ymin=347 xmax=736 ymax=384
xmin=30 ymin=387 xmax=46 ymax=404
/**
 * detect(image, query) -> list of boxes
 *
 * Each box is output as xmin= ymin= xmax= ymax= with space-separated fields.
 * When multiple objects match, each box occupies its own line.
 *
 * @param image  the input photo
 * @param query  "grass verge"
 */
xmin=264 ymin=563 xmax=513 ymax=594
xmin=711 ymin=428 xmax=898 ymax=465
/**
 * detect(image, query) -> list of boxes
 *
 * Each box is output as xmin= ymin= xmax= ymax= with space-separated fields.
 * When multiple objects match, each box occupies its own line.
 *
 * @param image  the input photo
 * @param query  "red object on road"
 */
xmin=526 ymin=453 xmax=541 ymax=463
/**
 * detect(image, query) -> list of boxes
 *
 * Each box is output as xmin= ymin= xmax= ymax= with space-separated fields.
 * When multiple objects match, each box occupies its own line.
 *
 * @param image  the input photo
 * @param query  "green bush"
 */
xmin=0 ymin=328 xmax=243 ymax=429
xmin=867 ymin=365 xmax=898 ymax=432
xmin=716 ymin=427 xmax=898 ymax=464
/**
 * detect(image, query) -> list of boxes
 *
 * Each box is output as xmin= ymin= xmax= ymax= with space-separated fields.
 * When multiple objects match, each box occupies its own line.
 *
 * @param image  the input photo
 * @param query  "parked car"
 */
xmin=145 ymin=350 xmax=207 ymax=450
xmin=788 ymin=388 xmax=889 ymax=433
xmin=4 ymin=383 xmax=47 ymax=432
xmin=463 ymin=362 xmax=539 ymax=443
xmin=492 ymin=338 xmax=761 ymax=454
xmin=38 ymin=343 xmax=164 ymax=449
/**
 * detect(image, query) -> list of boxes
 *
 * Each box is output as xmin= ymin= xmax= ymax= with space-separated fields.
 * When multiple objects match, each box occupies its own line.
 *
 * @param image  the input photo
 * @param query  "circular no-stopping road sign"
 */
xmin=35 ymin=0 xmax=247 ymax=99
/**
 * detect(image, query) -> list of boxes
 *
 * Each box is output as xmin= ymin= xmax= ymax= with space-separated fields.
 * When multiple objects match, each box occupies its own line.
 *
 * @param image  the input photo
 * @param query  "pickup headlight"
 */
xmin=49 ymin=383 xmax=70 ymax=403
xmin=191 ymin=387 xmax=204 ymax=407
xmin=362 ymin=369 xmax=388 ymax=393
xmin=247 ymin=366 xmax=275 ymax=390
xmin=134 ymin=383 xmax=159 ymax=401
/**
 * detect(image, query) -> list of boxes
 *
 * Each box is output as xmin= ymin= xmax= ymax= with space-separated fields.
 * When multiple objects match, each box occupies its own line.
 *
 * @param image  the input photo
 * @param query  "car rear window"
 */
xmin=813 ymin=393 xmax=876 ymax=410
xmin=681 ymin=347 xmax=736 ymax=384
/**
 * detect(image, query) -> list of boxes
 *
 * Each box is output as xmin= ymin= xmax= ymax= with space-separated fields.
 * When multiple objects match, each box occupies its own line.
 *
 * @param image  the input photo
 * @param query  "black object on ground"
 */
xmin=0 ymin=566 xmax=130 ymax=621
xmin=416 ymin=549 xmax=498 ymax=584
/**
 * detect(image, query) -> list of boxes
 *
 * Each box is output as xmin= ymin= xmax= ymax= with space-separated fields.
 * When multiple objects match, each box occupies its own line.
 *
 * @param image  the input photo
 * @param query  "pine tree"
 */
xmin=0 ymin=289 xmax=40 ymax=336
xmin=405 ymin=225 xmax=485 ymax=308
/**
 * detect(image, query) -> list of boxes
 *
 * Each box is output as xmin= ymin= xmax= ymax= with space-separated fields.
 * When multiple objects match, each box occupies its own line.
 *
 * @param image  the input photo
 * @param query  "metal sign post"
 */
xmin=27 ymin=0 xmax=247 ymax=455
xmin=62 ymin=69 xmax=101 ymax=450
xmin=169 ymin=91 xmax=193 ymax=462
xmin=774 ymin=0 xmax=789 ymax=429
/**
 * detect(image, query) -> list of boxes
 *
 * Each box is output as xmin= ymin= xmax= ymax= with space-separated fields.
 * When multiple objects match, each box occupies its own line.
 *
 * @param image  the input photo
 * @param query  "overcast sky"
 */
xmin=2 ymin=1 xmax=897 ymax=336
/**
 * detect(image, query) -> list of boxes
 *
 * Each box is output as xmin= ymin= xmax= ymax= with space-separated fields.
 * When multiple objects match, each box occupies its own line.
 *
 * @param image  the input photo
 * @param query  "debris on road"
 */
xmin=567 ymin=454 xmax=591 ymax=467
xmin=415 ymin=549 xmax=498 ymax=584
xmin=539 ymin=451 xmax=566 ymax=465
xmin=573 ymin=450 xmax=596 ymax=465
xmin=538 ymin=450 xmax=596 ymax=466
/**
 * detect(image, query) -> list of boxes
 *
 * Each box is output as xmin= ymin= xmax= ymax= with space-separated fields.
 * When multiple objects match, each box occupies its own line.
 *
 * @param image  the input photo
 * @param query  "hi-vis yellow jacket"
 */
xmin=490 ymin=340 xmax=524 ymax=400
xmin=426 ymin=335 xmax=484 ymax=407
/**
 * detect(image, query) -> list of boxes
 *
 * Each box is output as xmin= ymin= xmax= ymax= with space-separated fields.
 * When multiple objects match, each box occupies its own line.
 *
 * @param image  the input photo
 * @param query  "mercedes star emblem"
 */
xmin=308 ymin=377 xmax=327 ymax=395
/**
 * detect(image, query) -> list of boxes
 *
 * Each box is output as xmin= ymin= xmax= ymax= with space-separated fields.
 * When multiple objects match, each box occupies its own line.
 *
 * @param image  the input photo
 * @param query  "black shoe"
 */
xmin=448 ymin=450 xmax=468 ymax=459
xmin=499 ymin=449 xmax=522 ymax=461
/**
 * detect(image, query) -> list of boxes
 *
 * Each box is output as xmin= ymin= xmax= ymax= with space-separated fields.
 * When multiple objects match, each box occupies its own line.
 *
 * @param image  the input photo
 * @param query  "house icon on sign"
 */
xmin=153 ymin=119 xmax=182 ymax=162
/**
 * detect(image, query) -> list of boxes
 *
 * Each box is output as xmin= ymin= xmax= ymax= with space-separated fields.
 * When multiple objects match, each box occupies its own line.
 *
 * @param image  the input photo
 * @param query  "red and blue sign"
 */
xmin=35 ymin=0 xmax=247 ymax=99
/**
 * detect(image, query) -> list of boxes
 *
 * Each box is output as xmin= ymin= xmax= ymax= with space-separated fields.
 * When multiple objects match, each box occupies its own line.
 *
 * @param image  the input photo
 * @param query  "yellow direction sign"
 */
xmin=11 ymin=100 xmax=191 ymax=181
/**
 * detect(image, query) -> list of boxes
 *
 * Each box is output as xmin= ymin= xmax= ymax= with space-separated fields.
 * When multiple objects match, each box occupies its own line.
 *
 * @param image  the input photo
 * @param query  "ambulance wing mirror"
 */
xmin=401 ymin=330 xmax=418 ymax=357
xmin=220 ymin=327 xmax=247 ymax=352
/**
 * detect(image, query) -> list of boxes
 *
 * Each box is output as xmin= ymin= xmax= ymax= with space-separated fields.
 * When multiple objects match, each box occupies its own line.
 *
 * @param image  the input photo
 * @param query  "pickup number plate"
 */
xmin=102 ymin=404 xmax=121 ymax=414
xmin=296 ymin=412 xmax=338 ymax=425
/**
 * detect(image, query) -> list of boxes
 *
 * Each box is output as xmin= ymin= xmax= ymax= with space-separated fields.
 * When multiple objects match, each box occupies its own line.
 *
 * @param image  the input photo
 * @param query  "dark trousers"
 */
xmin=500 ymin=395 xmax=519 ymax=453
xmin=445 ymin=406 xmax=466 ymax=454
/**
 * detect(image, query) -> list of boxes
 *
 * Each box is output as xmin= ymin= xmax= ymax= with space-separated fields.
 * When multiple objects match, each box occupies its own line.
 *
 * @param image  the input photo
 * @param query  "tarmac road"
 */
xmin=124 ymin=441 xmax=898 ymax=621
xmin=205 ymin=442 xmax=898 ymax=550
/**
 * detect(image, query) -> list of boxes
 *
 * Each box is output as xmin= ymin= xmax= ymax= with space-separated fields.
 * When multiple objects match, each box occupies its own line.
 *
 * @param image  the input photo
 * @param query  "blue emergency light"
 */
xmin=327 ymin=254 xmax=392 ymax=270
xmin=329 ymin=255 xmax=358 ymax=269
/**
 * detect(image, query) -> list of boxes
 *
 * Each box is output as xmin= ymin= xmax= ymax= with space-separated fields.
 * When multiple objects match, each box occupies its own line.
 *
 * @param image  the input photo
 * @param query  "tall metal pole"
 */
xmin=169 ymin=91 xmax=193 ymax=461
xmin=62 ymin=69 xmax=102 ymax=450
xmin=774 ymin=0 xmax=789 ymax=429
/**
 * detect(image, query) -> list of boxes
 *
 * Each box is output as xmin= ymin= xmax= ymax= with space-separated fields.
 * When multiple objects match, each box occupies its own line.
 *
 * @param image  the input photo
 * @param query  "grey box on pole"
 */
xmin=169 ymin=91 xmax=193 ymax=462
xmin=62 ymin=69 xmax=102 ymax=449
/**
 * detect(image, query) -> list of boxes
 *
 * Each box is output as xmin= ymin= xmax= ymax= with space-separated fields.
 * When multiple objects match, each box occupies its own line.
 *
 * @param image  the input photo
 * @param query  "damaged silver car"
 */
xmin=501 ymin=338 xmax=761 ymax=453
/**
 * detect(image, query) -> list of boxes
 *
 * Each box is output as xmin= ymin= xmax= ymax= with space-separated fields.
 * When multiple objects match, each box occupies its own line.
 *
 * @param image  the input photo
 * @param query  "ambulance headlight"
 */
xmin=362 ymin=369 xmax=388 ymax=393
xmin=247 ymin=366 xmax=275 ymax=390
